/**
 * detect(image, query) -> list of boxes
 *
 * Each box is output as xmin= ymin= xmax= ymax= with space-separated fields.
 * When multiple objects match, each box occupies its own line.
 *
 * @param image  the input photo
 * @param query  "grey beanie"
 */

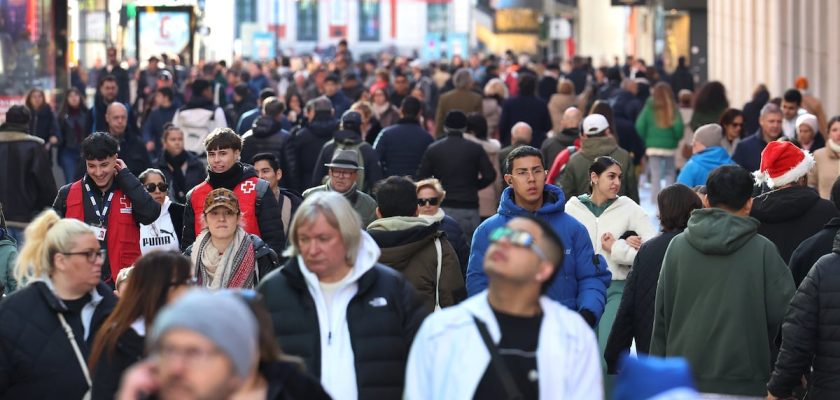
xmin=148 ymin=289 xmax=258 ymax=379
xmin=692 ymin=123 xmax=723 ymax=148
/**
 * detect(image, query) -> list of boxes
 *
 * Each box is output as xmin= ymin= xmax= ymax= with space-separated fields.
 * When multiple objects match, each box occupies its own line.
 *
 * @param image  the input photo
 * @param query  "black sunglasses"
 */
xmin=417 ymin=197 xmax=440 ymax=206
xmin=145 ymin=182 xmax=169 ymax=193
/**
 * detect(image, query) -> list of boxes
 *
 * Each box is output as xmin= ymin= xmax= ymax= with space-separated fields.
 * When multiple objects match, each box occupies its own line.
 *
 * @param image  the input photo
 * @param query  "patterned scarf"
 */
xmin=192 ymin=228 xmax=257 ymax=289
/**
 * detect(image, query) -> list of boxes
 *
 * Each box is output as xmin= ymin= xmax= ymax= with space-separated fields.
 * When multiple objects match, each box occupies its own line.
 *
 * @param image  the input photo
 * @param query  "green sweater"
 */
xmin=650 ymin=208 xmax=795 ymax=396
xmin=635 ymin=98 xmax=684 ymax=150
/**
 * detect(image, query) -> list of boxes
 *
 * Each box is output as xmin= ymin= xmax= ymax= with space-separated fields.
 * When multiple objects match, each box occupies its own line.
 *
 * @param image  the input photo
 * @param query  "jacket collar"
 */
xmin=283 ymin=231 xmax=382 ymax=295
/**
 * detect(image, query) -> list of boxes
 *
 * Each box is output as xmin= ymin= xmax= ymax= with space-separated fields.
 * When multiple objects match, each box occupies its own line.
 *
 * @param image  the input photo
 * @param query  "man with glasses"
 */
xmin=53 ymin=133 xmax=160 ymax=284
xmin=405 ymin=216 xmax=602 ymax=399
xmin=303 ymin=149 xmax=377 ymax=227
xmin=467 ymin=146 xmax=610 ymax=328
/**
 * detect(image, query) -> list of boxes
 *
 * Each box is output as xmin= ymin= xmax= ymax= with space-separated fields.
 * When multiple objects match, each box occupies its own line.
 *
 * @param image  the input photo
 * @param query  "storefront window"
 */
xmin=0 ymin=0 xmax=56 ymax=98
xmin=427 ymin=3 xmax=449 ymax=34
xmin=358 ymin=0 xmax=380 ymax=41
xmin=297 ymin=0 xmax=318 ymax=41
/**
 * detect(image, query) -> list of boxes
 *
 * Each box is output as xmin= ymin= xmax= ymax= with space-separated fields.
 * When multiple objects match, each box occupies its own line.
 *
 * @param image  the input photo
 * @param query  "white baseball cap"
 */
xmin=582 ymin=114 xmax=610 ymax=135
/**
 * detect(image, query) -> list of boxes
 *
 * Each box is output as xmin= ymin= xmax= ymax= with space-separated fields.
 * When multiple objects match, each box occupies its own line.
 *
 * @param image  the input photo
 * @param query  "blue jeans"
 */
xmin=58 ymin=148 xmax=81 ymax=184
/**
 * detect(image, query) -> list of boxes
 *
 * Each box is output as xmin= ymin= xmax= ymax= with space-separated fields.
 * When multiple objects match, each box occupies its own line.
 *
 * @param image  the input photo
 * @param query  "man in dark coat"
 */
xmin=311 ymin=111 xmax=383 ymax=194
xmin=283 ymin=96 xmax=337 ymax=193
xmin=240 ymin=97 xmax=289 ymax=164
xmin=787 ymin=178 xmax=840 ymax=286
xmin=670 ymin=56 xmax=695 ymax=96
xmin=733 ymin=103 xmax=784 ymax=172
xmin=751 ymin=141 xmax=839 ymax=263
xmin=99 ymin=47 xmax=131 ymax=104
xmin=498 ymin=72 xmax=551 ymax=148
xmin=105 ymin=103 xmax=150 ymax=177
xmin=374 ymin=96 xmax=433 ymax=178
xmin=540 ymin=107 xmax=581 ymax=167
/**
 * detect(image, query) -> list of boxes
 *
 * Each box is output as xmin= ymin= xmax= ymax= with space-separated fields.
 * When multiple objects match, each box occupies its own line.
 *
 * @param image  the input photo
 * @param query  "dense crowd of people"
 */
xmin=2 ymin=45 xmax=840 ymax=399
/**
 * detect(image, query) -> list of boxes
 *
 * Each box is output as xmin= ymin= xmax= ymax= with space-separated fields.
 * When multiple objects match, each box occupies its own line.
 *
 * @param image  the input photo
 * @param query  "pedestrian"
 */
xmin=257 ymin=191 xmax=429 ymax=400
xmin=0 ymin=210 xmax=117 ymax=399
xmin=467 ymin=146 xmax=611 ymax=327
xmin=405 ymin=215 xmax=603 ymax=399
xmin=57 ymin=87 xmax=92 ymax=181
xmin=807 ymin=116 xmax=840 ymax=199
xmin=415 ymin=178 xmax=470 ymax=275
xmin=172 ymin=78 xmax=228 ymax=156
xmin=112 ymin=266 xmax=132 ymax=297
xmin=311 ymin=110 xmax=383 ymax=193
xmin=541 ymin=107 xmax=582 ymax=169
xmin=137 ymin=169 xmax=184 ymax=254
xmin=303 ymin=149 xmax=378 ymax=227
xmin=464 ymin=113 xmax=502 ymax=219
xmin=25 ymin=88 xmax=60 ymax=144
xmin=240 ymin=96 xmax=289 ymax=164
xmin=791 ymin=112 xmax=824 ymax=151
xmin=767 ymin=228 xmax=840 ymax=400
xmin=499 ymin=122 xmax=534 ymax=172
xmin=367 ymin=176 xmax=465 ymax=311
xmin=751 ymin=141 xmax=839 ymax=264
xmin=434 ymin=68 xmax=483 ymax=138
xmin=105 ymin=102 xmax=150 ymax=176
xmin=88 ymin=251 xmax=193 ymax=400
xmin=482 ymin=77 xmax=507 ymax=139
xmin=636 ymin=82 xmax=684 ymax=202
xmin=0 ymin=105 xmax=58 ymax=245
xmin=605 ymin=184 xmax=702 ymax=373
xmin=498 ymin=72 xmax=551 ymax=147
xmin=650 ymin=165 xmax=795 ymax=398
xmin=670 ymin=56 xmax=695 ymax=95
xmin=182 ymin=128 xmax=285 ymax=255
xmin=781 ymin=89 xmax=805 ymax=140
xmin=324 ymin=74 xmax=352 ymax=117
xmin=676 ymin=124 xmax=735 ymax=187
xmin=732 ymin=103 xmax=784 ymax=172
xmin=689 ymin=81 xmax=728 ymax=131
xmin=99 ymin=47 xmax=131 ymax=104
xmin=789 ymin=176 xmax=840 ymax=286
xmin=561 ymin=113 xmax=639 ymax=203
xmin=374 ymin=96 xmax=434 ymax=179
xmin=224 ymin=83 xmax=255 ymax=129
xmin=564 ymin=156 xmax=656 ymax=375
xmin=53 ymin=133 xmax=160 ymax=284
xmin=548 ymin=80 xmax=586 ymax=136
xmin=718 ymin=108 xmax=743 ymax=155
xmin=674 ymin=89 xmax=694 ymax=170
xmin=153 ymin=125 xmax=206 ymax=204
xmin=0 ymin=206 xmax=18 ymax=294
xmin=742 ymin=84 xmax=770 ymax=136
xmin=282 ymin=96 xmax=338 ymax=193
xmin=236 ymin=88 xmax=278 ymax=135
xmin=140 ymin=87 xmax=178 ymax=156
xmin=252 ymin=153 xmax=302 ymax=241
xmin=794 ymin=76 xmax=828 ymax=135
xmin=417 ymin=110 xmax=497 ymax=241
xmin=90 ymin=75 xmax=132 ymax=134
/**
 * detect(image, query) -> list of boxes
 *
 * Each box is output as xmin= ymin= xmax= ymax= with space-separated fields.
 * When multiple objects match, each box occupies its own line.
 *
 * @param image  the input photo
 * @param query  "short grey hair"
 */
xmin=453 ymin=68 xmax=473 ymax=90
xmin=284 ymin=191 xmax=362 ymax=264
xmin=760 ymin=103 xmax=782 ymax=117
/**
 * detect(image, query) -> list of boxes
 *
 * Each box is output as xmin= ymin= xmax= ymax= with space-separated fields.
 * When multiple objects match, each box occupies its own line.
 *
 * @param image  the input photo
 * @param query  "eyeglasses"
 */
xmin=488 ymin=227 xmax=547 ymax=261
xmin=145 ymin=182 xmax=169 ymax=193
xmin=511 ymin=168 xmax=546 ymax=179
xmin=417 ymin=197 xmax=440 ymax=206
xmin=155 ymin=344 xmax=224 ymax=367
xmin=62 ymin=249 xmax=106 ymax=263
xmin=329 ymin=168 xmax=357 ymax=178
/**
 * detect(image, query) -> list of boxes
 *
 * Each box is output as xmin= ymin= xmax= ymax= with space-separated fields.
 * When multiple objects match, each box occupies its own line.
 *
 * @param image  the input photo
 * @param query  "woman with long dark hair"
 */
xmin=690 ymin=81 xmax=729 ymax=131
xmin=89 ymin=251 xmax=193 ymax=400
xmin=56 ymin=88 xmax=92 ymax=182
xmin=25 ymin=88 xmax=60 ymax=144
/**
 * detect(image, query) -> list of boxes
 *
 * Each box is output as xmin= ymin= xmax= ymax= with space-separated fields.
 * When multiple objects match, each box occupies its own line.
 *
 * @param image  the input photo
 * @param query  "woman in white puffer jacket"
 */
xmin=564 ymin=156 xmax=656 ymax=382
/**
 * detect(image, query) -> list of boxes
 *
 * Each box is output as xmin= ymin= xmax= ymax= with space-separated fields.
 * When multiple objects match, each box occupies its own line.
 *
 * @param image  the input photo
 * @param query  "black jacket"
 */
xmin=0 ymin=123 xmax=58 ymax=224
xmin=751 ymin=185 xmax=840 ymax=263
xmin=374 ymin=118 xmax=434 ymax=179
xmin=257 ymin=258 xmax=428 ymax=400
xmin=605 ymin=230 xmax=680 ymax=373
xmin=154 ymin=152 xmax=207 ymax=204
xmin=789 ymin=217 xmax=840 ymax=288
xmin=182 ymin=163 xmax=286 ymax=255
xmin=241 ymin=116 xmax=289 ymax=165
xmin=498 ymin=95 xmax=551 ymax=148
xmin=283 ymin=117 xmax=338 ymax=193
xmin=90 ymin=325 xmax=144 ymax=400
xmin=540 ymin=128 xmax=578 ymax=168
xmin=58 ymin=107 xmax=92 ymax=150
xmin=54 ymin=170 xmax=160 ymax=281
xmin=440 ymin=214 xmax=469 ymax=275
xmin=113 ymin=130 xmax=151 ymax=177
xmin=28 ymin=104 xmax=59 ymax=142
xmin=417 ymin=132 xmax=496 ymax=209
xmin=262 ymin=360 xmax=332 ymax=400
xmin=168 ymin=202 xmax=185 ymax=245
xmin=225 ymin=99 xmax=256 ymax=129
xmin=311 ymin=130 xmax=384 ymax=193
xmin=0 ymin=281 xmax=117 ymax=399
xmin=768 ymin=234 xmax=840 ymax=399
xmin=670 ymin=65 xmax=695 ymax=95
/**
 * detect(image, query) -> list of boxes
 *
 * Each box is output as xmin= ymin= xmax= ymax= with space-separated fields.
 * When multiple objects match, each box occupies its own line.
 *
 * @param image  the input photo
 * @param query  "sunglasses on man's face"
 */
xmin=145 ymin=183 xmax=169 ymax=193
xmin=417 ymin=197 xmax=440 ymax=206
xmin=488 ymin=226 xmax=547 ymax=261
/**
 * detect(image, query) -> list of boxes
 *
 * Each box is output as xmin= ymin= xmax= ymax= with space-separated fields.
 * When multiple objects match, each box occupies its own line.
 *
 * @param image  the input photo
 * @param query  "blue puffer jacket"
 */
xmin=466 ymin=184 xmax=611 ymax=321
xmin=677 ymin=146 xmax=736 ymax=187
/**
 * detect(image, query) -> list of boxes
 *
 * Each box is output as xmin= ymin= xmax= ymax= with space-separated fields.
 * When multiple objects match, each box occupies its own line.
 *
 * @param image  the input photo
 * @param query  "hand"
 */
xmin=49 ymin=136 xmax=59 ymax=145
xmin=116 ymin=360 xmax=159 ymax=400
xmin=115 ymin=158 xmax=128 ymax=173
xmin=146 ymin=141 xmax=155 ymax=152
xmin=601 ymin=233 xmax=616 ymax=253
xmin=626 ymin=235 xmax=642 ymax=250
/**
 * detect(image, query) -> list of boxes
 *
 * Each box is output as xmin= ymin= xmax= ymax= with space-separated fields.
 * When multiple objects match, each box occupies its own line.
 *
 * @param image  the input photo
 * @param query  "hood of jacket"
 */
xmin=298 ymin=230 xmax=381 ymax=290
xmin=580 ymin=135 xmax=619 ymax=159
xmin=751 ymin=185 xmax=822 ymax=223
xmin=181 ymin=95 xmax=215 ymax=112
xmin=684 ymin=208 xmax=760 ymax=255
xmin=333 ymin=129 xmax=362 ymax=145
xmin=0 ymin=122 xmax=30 ymax=134
xmin=367 ymin=217 xmax=438 ymax=248
xmin=307 ymin=118 xmax=338 ymax=140
xmin=252 ymin=115 xmax=284 ymax=138
xmin=498 ymin=184 xmax=567 ymax=218
xmin=691 ymin=146 xmax=734 ymax=168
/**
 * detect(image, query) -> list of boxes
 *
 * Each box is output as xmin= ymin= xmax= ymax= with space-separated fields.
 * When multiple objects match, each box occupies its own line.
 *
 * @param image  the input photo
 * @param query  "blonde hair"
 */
xmin=350 ymin=101 xmax=373 ymax=120
xmin=284 ymin=192 xmax=362 ymax=264
xmin=415 ymin=178 xmax=446 ymax=201
xmin=115 ymin=266 xmax=134 ymax=288
xmin=15 ymin=209 xmax=95 ymax=285
xmin=483 ymin=78 xmax=508 ymax=99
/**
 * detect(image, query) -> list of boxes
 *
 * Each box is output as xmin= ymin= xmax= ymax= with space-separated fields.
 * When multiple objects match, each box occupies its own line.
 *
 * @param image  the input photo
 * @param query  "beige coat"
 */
xmin=465 ymin=133 xmax=502 ymax=217
xmin=547 ymin=93 xmax=586 ymax=134
xmin=807 ymin=147 xmax=840 ymax=199
xmin=434 ymin=88 xmax=483 ymax=138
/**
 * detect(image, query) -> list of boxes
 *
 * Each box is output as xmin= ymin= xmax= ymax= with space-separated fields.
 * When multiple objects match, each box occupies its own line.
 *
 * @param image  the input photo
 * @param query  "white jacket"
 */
xmin=565 ymin=196 xmax=656 ymax=280
xmin=172 ymin=106 xmax=227 ymax=155
xmin=298 ymin=230 xmax=381 ymax=400
xmin=404 ymin=291 xmax=602 ymax=400
xmin=139 ymin=197 xmax=180 ymax=255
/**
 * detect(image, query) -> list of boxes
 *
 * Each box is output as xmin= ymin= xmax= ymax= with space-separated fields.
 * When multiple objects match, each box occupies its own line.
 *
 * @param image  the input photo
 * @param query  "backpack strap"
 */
xmin=281 ymin=194 xmax=292 ymax=235
xmin=434 ymin=236 xmax=443 ymax=311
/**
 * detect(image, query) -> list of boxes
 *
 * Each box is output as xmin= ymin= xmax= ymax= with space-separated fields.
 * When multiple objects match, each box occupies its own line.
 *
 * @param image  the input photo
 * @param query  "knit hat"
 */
xmin=754 ymin=140 xmax=815 ymax=188
xmin=692 ymin=124 xmax=723 ymax=148
xmin=796 ymin=113 xmax=818 ymax=133
xmin=444 ymin=110 xmax=468 ymax=132
xmin=613 ymin=354 xmax=698 ymax=400
xmin=148 ymin=289 xmax=258 ymax=379
xmin=204 ymin=188 xmax=240 ymax=214
xmin=582 ymin=114 xmax=609 ymax=135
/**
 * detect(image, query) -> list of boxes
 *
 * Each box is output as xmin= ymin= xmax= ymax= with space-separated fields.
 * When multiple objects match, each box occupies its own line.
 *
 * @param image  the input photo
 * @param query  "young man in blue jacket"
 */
xmin=677 ymin=123 xmax=735 ymax=187
xmin=466 ymin=145 xmax=611 ymax=326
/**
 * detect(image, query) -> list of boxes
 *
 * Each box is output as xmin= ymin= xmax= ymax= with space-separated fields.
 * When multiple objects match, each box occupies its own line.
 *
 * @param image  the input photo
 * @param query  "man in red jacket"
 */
xmin=53 ymin=133 xmax=160 ymax=284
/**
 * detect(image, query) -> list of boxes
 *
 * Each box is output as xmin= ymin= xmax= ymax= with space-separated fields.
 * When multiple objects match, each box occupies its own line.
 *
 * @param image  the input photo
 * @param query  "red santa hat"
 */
xmin=753 ymin=141 xmax=815 ymax=188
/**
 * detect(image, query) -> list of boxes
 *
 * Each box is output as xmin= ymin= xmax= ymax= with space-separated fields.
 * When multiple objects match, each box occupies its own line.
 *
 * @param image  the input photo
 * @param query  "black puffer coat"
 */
xmin=283 ymin=117 xmax=338 ymax=193
xmin=788 ymin=217 xmax=840 ymax=287
xmin=0 ymin=281 xmax=117 ymax=399
xmin=751 ymin=185 xmax=839 ymax=263
xmin=257 ymin=257 xmax=428 ymax=400
xmin=768 ymin=232 xmax=840 ymax=399
xmin=90 ymin=326 xmax=144 ymax=400
xmin=241 ymin=115 xmax=289 ymax=165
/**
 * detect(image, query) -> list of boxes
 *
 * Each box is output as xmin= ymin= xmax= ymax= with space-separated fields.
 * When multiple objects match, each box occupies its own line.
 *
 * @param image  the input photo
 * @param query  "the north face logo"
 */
xmin=240 ymin=181 xmax=256 ymax=194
